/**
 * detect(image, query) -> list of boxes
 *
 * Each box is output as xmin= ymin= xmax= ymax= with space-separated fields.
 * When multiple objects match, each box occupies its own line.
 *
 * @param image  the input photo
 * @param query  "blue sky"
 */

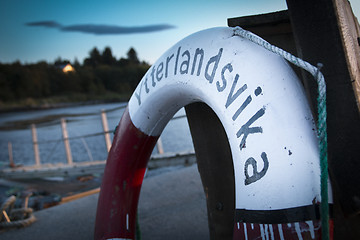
xmin=1 ymin=0 xmax=359 ymax=65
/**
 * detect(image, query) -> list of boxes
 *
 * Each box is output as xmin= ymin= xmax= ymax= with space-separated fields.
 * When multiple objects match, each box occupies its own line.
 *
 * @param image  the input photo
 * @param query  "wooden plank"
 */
xmin=334 ymin=0 xmax=360 ymax=108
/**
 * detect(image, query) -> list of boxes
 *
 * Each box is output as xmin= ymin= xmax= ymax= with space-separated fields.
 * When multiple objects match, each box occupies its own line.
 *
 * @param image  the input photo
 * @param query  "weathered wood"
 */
xmin=286 ymin=0 xmax=360 ymax=238
xmin=101 ymin=110 xmax=112 ymax=152
xmin=334 ymin=0 xmax=360 ymax=107
xmin=31 ymin=124 xmax=41 ymax=166
xmin=185 ymin=102 xmax=235 ymax=240
xmin=0 ymin=151 xmax=196 ymax=180
xmin=61 ymin=118 xmax=73 ymax=165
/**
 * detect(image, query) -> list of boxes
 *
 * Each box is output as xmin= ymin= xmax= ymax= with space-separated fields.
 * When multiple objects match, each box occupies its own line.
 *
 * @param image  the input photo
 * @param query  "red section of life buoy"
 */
xmin=94 ymin=107 xmax=158 ymax=239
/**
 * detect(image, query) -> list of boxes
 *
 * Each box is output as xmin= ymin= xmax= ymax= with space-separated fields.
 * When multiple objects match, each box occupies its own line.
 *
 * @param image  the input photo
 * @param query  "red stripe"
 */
xmin=94 ymin=106 xmax=158 ymax=240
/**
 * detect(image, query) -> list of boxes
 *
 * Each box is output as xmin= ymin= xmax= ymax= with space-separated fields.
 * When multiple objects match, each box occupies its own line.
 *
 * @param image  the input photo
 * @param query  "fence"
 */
xmin=4 ymin=105 xmax=184 ymax=169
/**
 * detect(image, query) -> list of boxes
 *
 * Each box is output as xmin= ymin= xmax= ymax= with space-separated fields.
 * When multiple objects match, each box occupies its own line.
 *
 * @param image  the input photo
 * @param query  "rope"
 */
xmin=0 ymin=195 xmax=36 ymax=229
xmin=0 ymin=214 xmax=36 ymax=228
xmin=0 ymin=196 xmax=16 ymax=222
xmin=233 ymin=27 xmax=329 ymax=239
xmin=36 ymin=130 xmax=114 ymax=144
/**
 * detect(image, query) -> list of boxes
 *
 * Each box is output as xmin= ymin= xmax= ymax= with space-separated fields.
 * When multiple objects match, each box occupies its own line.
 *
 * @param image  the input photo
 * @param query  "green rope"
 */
xmin=316 ymin=64 xmax=329 ymax=240
xmin=233 ymin=27 xmax=329 ymax=239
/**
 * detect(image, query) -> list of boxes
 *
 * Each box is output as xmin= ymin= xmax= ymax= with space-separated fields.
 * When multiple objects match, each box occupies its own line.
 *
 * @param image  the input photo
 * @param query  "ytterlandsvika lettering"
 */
xmin=135 ymin=46 xmax=269 ymax=185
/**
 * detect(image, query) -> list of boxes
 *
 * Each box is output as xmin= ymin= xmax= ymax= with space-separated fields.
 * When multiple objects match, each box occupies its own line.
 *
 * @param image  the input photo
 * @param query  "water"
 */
xmin=0 ymin=103 xmax=194 ymax=166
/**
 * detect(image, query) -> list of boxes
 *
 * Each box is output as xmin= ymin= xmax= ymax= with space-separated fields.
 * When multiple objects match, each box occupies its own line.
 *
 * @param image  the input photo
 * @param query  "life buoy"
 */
xmin=94 ymin=27 xmax=332 ymax=239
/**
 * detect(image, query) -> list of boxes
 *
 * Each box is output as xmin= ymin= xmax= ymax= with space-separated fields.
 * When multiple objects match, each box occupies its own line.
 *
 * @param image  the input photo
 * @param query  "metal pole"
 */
xmin=61 ymin=118 xmax=73 ymax=165
xmin=31 ymin=124 xmax=41 ymax=166
xmin=101 ymin=109 xmax=112 ymax=152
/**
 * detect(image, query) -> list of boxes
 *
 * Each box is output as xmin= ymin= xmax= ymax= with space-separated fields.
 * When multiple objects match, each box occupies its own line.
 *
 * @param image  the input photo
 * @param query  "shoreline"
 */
xmin=0 ymin=99 xmax=128 ymax=130
xmin=0 ymin=100 xmax=121 ymax=114
xmin=0 ymin=93 xmax=131 ymax=114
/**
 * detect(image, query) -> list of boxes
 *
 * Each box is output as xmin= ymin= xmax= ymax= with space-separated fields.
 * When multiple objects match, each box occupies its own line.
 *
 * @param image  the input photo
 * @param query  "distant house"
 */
xmin=57 ymin=63 xmax=75 ymax=73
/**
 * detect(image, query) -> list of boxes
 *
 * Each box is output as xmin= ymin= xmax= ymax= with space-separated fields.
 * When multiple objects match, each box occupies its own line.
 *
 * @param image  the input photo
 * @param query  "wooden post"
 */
xmin=61 ymin=118 xmax=73 ymax=165
xmin=285 ymin=0 xmax=360 ymax=238
xmin=8 ymin=142 xmax=15 ymax=168
xmin=185 ymin=102 xmax=235 ymax=239
xmin=31 ymin=124 xmax=41 ymax=166
xmin=156 ymin=137 xmax=164 ymax=154
xmin=101 ymin=110 xmax=112 ymax=152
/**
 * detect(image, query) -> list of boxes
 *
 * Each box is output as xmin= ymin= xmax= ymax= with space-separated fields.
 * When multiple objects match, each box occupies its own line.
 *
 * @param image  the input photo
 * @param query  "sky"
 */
xmin=1 ymin=0 xmax=359 ymax=65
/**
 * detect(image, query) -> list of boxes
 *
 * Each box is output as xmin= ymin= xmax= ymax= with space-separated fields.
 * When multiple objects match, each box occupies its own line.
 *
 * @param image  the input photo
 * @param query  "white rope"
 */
xmin=233 ymin=27 xmax=326 ymax=99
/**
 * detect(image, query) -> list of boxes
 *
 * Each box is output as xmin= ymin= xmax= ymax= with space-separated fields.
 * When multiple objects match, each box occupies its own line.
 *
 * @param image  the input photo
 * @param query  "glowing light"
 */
xmin=62 ymin=64 xmax=75 ymax=73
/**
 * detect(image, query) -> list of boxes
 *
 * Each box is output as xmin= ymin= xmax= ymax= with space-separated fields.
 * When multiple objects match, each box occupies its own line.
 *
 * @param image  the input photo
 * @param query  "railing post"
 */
xmin=31 ymin=124 xmax=41 ymax=166
xmin=8 ymin=142 xmax=15 ymax=168
xmin=61 ymin=118 xmax=73 ymax=165
xmin=101 ymin=109 xmax=112 ymax=152
xmin=156 ymin=137 xmax=164 ymax=154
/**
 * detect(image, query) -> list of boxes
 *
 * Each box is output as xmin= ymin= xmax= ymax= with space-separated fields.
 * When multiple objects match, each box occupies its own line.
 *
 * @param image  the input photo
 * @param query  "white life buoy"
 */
xmin=94 ymin=27 xmax=332 ymax=240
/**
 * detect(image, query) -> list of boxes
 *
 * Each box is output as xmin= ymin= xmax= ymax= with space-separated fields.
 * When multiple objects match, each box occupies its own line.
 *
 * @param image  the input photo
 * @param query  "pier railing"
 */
xmin=5 ymin=105 xmax=185 ymax=169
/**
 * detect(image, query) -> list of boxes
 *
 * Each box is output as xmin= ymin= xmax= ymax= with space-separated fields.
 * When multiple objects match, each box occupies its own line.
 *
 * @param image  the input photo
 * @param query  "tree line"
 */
xmin=0 ymin=47 xmax=150 ymax=106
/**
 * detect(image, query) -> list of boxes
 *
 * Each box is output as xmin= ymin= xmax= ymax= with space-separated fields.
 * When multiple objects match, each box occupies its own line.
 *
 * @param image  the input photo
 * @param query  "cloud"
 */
xmin=26 ymin=21 xmax=62 ymax=28
xmin=62 ymin=24 xmax=175 ymax=35
xmin=25 ymin=21 xmax=176 ymax=35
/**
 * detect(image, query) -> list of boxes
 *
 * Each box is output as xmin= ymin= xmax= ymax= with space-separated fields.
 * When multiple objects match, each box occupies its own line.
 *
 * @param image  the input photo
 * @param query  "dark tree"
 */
xmin=102 ymin=47 xmax=116 ymax=66
xmin=127 ymin=47 xmax=139 ymax=64
xmin=54 ymin=57 xmax=70 ymax=67
xmin=0 ymin=46 xmax=151 ymax=106
xmin=84 ymin=47 xmax=102 ymax=67
xmin=73 ymin=58 xmax=81 ymax=69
